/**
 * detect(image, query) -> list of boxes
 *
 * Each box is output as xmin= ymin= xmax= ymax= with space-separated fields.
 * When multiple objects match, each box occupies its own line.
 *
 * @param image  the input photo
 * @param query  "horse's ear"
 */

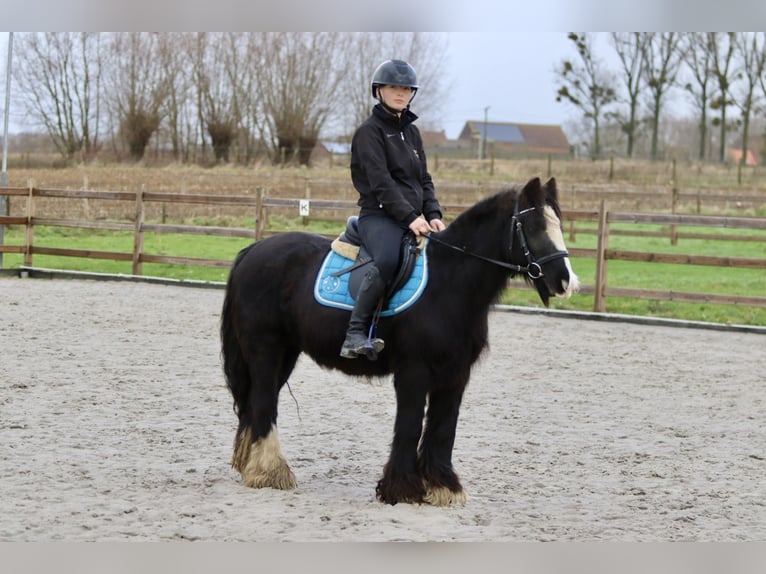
xmin=520 ymin=177 xmax=543 ymax=205
xmin=543 ymin=177 xmax=558 ymax=202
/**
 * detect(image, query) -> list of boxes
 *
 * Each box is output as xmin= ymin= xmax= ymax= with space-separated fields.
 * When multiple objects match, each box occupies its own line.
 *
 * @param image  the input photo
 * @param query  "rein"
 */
xmin=426 ymin=205 xmax=569 ymax=279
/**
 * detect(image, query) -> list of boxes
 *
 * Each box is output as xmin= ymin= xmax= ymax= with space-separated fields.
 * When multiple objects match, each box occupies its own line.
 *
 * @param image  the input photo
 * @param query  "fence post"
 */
xmin=132 ymin=184 xmax=145 ymax=276
xmin=255 ymin=186 xmax=265 ymax=241
xmin=670 ymin=185 xmax=678 ymax=245
xmin=568 ymin=184 xmax=577 ymax=242
xmin=593 ymin=199 xmax=609 ymax=313
xmin=302 ymin=177 xmax=311 ymax=226
xmin=23 ymin=178 xmax=34 ymax=268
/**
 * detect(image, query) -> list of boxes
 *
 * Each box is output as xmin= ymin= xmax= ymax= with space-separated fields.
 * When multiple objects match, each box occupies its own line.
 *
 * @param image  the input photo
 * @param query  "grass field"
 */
xmin=3 ymin=216 xmax=765 ymax=327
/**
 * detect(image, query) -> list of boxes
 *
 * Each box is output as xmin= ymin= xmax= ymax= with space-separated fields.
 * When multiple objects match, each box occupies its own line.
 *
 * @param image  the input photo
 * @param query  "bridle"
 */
xmin=426 ymin=201 xmax=570 ymax=279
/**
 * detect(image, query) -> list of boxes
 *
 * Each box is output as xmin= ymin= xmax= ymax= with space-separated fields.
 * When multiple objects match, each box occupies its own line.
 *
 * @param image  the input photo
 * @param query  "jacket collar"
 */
xmin=372 ymin=104 xmax=418 ymax=129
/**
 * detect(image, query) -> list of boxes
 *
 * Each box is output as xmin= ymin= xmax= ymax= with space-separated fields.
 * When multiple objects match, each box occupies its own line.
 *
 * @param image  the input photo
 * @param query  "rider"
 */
xmin=340 ymin=59 xmax=446 ymax=359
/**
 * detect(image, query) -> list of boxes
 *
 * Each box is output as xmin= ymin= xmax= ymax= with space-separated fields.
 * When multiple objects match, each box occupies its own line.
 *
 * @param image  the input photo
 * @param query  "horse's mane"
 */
xmin=441 ymin=188 xmax=518 ymax=243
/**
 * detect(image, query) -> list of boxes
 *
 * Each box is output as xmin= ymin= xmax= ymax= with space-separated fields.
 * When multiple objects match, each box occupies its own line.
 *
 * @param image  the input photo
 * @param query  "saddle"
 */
xmin=331 ymin=216 xmax=425 ymax=299
xmin=313 ymin=217 xmax=428 ymax=316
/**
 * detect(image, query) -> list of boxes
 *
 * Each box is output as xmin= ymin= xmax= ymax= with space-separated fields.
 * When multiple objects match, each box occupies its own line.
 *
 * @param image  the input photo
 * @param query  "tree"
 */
xmin=106 ymin=33 xmax=169 ymax=161
xmin=610 ymin=32 xmax=649 ymax=158
xmin=155 ymin=32 xmax=195 ymax=163
xmin=255 ymin=32 xmax=352 ymax=165
xmin=731 ymin=32 xmax=766 ymax=171
xmin=709 ymin=32 xmax=738 ymax=163
xmin=190 ymin=32 xmax=243 ymax=164
xmin=680 ymin=33 xmax=716 ymax=161
xmin=555 ymin=33 xmax=618 ymax=159
xmin=12 ymin=32 xmax=102 ymax=161
xmin=641 ymin=32 xmax=684 ymax=161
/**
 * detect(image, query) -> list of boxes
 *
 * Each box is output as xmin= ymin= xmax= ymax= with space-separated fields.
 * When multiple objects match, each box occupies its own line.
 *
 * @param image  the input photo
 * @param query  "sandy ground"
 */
xmin=1 ymin=275 xmax=765 ymax=542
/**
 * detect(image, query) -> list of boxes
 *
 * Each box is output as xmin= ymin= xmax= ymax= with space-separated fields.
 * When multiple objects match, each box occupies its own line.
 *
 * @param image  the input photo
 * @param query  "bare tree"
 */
xmin=106 ymin=33 xmax=169 ymax=161
xmin=13 ymin=32 xmax=102 ymax=161
xmin=155 ymin=32 xmax=195 ymax=163
xmin=610 ymin=32 xmax=649 ymax=158
xmin=680 ymin=33 xmax=716 ymax=161
xmin=642 ymin=32 xmax=684 ymax=161
xmin=731 ymin=32 xmax=766 ymax=170
xmin=231 ymin=33 xmax=265 ymax=164
xmin=196 ymin=33 xmax=240 ymax=163
xmin=709 ymin=32 xmax=738 ymax=163
xmin=555 ymin=33 xmax=618 ymax=159
xmin=255 ymin=32 xmax=352 ymax=165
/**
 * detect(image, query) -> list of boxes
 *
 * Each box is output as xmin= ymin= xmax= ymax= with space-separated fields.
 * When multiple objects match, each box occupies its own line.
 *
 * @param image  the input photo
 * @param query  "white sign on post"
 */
xmin=299 ymin=200 xmax=310 ymax=217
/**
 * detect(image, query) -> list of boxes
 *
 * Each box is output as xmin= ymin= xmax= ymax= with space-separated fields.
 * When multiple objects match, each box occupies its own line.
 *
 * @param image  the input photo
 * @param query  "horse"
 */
xmin=220 ymin=176 xmax=579 ymax=506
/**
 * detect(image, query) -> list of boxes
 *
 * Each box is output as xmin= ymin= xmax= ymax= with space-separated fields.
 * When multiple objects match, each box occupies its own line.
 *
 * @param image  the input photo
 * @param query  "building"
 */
xmin=458 ymin=121 xmax=571 ymax=158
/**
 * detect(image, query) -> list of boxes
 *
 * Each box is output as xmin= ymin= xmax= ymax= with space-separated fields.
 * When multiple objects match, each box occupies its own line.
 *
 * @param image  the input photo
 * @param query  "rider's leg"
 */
xmin=339 ymin=214 xmax=405 ymax=359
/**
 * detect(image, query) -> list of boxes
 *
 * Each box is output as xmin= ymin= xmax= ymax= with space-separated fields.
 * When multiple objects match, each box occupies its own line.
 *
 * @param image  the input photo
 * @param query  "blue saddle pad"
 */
xmin=313 ymin=240 xmax=429 ymax=317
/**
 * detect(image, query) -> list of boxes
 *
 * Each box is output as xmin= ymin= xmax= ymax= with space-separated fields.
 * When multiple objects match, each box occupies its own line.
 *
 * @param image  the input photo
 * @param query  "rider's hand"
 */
xmin=429 ymin=218 xmax=446 ymax=232
xmin=408 ymin=216 xmax=433 ymax=236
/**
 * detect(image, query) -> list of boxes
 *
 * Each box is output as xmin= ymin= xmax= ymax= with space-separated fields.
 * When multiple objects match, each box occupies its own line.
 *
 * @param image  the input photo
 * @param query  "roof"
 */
xmin=459 ymin=121 xmax=570 ymax=154
xmin=420 ymin=129 xmax=448 ymax=148
xmin=728 ymin=148 xmax=757 ymax=166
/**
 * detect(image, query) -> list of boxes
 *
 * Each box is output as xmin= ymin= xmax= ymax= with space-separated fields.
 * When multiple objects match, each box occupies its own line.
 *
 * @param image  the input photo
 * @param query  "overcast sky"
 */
xmin=439 ymin=32 xmax=576 ymax=139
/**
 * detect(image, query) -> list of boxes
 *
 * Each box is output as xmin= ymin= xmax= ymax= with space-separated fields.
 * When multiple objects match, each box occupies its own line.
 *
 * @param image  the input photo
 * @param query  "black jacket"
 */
xmin=350 ymin=104 xmax=442 ymax=226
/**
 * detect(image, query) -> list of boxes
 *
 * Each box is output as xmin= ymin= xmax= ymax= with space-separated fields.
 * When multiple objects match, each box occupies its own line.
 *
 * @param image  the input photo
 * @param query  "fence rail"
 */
xmin=1 ymin=185 xmax=765 ymax=314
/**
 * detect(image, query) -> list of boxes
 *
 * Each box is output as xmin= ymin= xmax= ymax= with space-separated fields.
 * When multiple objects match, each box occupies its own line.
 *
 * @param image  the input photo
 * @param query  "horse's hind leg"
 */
xmin=232 ymin=348 xmax=300 ymax=490
xmin=418 ymin=382 xmax=468 ymax=506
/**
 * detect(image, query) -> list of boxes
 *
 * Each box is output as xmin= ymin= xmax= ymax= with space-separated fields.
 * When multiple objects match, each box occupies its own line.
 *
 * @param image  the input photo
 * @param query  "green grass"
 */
xmin=502 ymin=222 xmax=766 ymax=326
xmin=3 ymin=217 xmax=766 ymax=326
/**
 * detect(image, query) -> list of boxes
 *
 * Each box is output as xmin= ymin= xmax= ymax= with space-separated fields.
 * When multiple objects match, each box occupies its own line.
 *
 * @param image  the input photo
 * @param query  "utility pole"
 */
xmin=481 ymin=105 xmax=490 ymax=160
xmin=1 ymin=32 xmax=13 ymax=269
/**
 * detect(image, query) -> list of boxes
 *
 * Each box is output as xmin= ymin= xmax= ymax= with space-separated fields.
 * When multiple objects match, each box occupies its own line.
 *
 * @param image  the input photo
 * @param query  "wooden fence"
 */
xmin=1 ymin=184 xmax=765 ymax=313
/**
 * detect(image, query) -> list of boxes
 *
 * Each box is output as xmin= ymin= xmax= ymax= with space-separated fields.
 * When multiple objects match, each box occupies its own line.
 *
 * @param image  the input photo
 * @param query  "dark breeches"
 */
xmin=358 ymin=214 xmax=409 ymax=286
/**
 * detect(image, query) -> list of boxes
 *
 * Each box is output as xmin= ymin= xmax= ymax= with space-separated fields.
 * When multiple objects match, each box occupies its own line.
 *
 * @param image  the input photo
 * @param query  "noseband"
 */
xmin=427 ymin=201 xmax=570 ymax=278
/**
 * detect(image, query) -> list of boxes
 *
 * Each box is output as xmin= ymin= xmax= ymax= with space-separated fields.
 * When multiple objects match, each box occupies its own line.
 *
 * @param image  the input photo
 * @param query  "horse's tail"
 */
xmin=221 ymin=244 xmax=255 ymax=418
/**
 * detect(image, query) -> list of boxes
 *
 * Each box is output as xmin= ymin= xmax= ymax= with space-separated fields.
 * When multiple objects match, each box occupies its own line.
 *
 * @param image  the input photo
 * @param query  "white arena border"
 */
xmin=6 ymin=266 xmax=766 ymax=336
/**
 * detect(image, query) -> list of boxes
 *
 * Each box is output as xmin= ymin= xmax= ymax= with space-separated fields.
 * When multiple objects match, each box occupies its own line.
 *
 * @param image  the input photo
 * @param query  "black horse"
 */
xmin=221 ymin=176 xmax=579 ymax=506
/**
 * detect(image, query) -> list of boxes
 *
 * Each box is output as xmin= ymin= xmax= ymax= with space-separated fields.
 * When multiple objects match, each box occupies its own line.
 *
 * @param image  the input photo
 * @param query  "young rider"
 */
xmin=340 ymin=59 xmax=446 ymax=359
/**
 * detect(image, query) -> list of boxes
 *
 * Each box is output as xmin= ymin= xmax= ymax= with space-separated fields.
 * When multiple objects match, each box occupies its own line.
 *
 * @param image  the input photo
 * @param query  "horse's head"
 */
xmin=514 ymin=177 xmax=580 ymax=307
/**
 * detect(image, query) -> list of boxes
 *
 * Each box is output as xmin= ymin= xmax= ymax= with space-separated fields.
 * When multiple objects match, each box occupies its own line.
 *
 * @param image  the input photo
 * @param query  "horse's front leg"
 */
xmin=418 ymin=378 xmax=468 ymax=506
xmin=232 ymin=351 xmax=298 ymax=490
xmin=376 ymin=371 xmax=428 ymax=505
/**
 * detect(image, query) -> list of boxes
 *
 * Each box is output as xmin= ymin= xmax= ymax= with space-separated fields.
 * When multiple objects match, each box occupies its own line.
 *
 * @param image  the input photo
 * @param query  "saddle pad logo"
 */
xmin=320 ymin=275 xmax=341 ymax=294
xmin=313 ymin=244 xmax=428 ymax=316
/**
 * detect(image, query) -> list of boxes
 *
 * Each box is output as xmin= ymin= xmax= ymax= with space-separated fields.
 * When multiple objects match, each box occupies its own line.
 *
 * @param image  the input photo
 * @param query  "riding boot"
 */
xmin=340 ymin=265 xmax=386 ymax=359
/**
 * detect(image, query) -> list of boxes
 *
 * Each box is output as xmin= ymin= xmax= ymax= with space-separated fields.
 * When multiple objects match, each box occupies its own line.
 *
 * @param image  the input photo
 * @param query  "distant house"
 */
xmin=728 ymin=148 xmax=757 ymax=166
xmin=458 ymin=121 xmax=571 ymax=157
xmin=419 ymin=129 xmax=449 ymax=149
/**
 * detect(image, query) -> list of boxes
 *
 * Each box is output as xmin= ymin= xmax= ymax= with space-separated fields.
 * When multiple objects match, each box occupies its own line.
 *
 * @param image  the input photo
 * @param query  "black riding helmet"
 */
xmin=371 ymin=59 xmax=419 ymax=106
